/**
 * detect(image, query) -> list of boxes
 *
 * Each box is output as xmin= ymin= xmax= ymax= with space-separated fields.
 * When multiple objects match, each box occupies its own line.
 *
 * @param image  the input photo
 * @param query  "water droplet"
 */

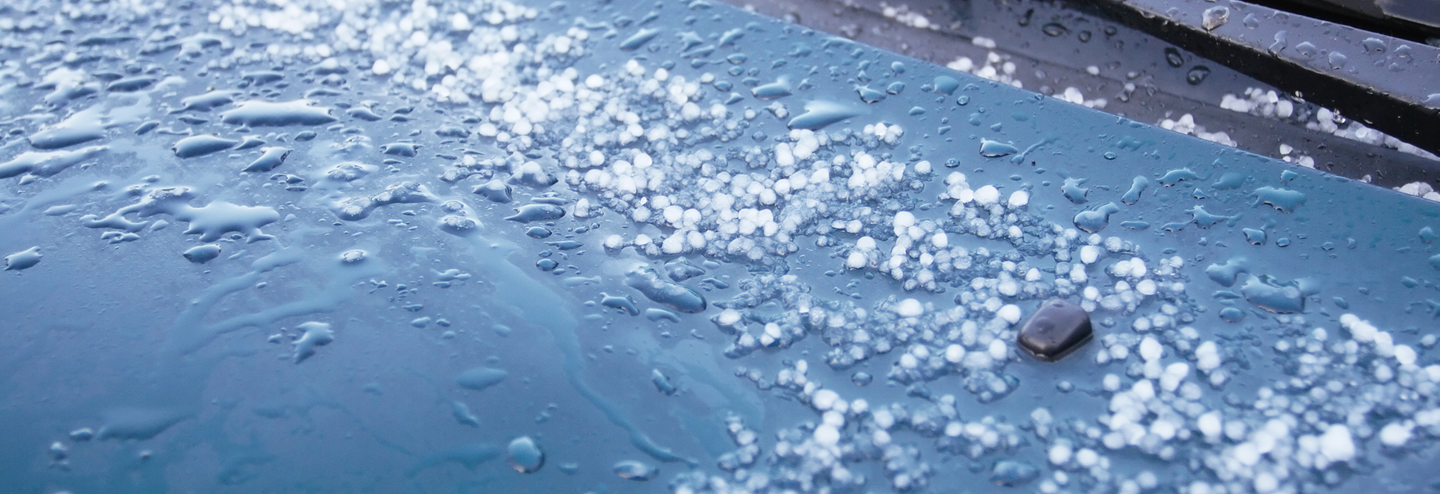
xmin=625 ymin=265 xmax=706 ymax=313
xmin=3 ymin=246 xmax=42 ymax=271
xmin=855 ymin=85 xmax=886 ymax=103
xmin=979 ymin=139 xmax=1019 ymax=157
xmin=614 ymin=460 xmax=659 ymax=481
xmin=1295 ymin=41 xmax=1317 ymax=58
xmin=1219 ymin=307 xmax=1246 ymax=322
xmin=1062 ymin=178 xmax=1089 ymax=204
xmin=1158 ymin=167 xmax=1200 ymax=186
xmin=1252 ymin=186 xmax=1306 ymax=213
xmin=1121 ymin=176 xmax=1149 ymax=205
xmin=505 ymin=204 xmax=565 ymax=223
xmin=506 ymin=436 xmax=545 ymax=473
xmin=990 ymin=460 xmax=1039 ymax=486
xmin=1328 ymin=51 xmax=1347 ymax=70
xmin=651 ymin=369 xmax=677 ymax=395
xmin=1164 ymin=47 xmax=1184 ymax=67
xmin=220 ymin=100 xmax=338 ymax=127
xmin=1269 ymin=31 xmax=1288 ymax=55
xmin=1187 ymin=205 xmax=1238 ymax=228
xmin=183 ymin=244 xmax=223 ymax=264
xmin=1201 ymin=6 xmax=1229 ymax=31
xmin=107 ymin=76 xmax=157 ymax=92
xmin=172 ymin=134 xmax=239 ymax=158
xmin=787 ymin=100 xmax=867 ymax=130
xmin=1186 ymin=66 xmax=1211 ymax=85
xmin=752 ymin=79 xmax=793 ymax=100
xmin=0 ymin=146 xmax=108 ymax=179
xmin=1240 ymin=275 xmax=1306 ymax=313
xmin=1205 ymin=258 xmax=1250 ymax=286
xmin=456 ymin=367 xmax=508 ymax=391
xmin=933 ymin=75 xmax=960 ymax=95
xmin=1213 ymin=172 xmax=1246 ymax=189
xmin=242 ymin=147 xmax=291 ymax=172
xmin=620 ymin=28 xmax=661 ymax=51
xmin=1362 ymin=37 xmax=1387 ymax=53
xmin=1042 ymin=23 xmax=1069 ymax=37
xmin=1073 ymin=202 xmax=1120 ymax=233
xmin=1243 ymin=228 xmax=1266 ymax=245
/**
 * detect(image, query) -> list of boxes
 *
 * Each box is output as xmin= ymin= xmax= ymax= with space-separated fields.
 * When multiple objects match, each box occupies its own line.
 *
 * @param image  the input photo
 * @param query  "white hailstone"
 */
xmin=823 ymin=411 xmax=846 ymax=427
xmin=1075 ymin=449 xmax=1098 ymax=467
xmin=1025 ymin=268 xmax=1042 ymax=281
xmin=715 ymin=309 xmax=742 ymax=326
xmin=945 ymin=422 xmax=963 ymax=437
xmin=846 ymin=251 xmax=868 ymax=269
xmin=915 ymin=160 xmax=932 ymax=174
xmin=1150 ymin=419 xmax=1177 ymax=440
xmin=813 ymin=389 xmax=840 ymax=410
xmin=661 ymin=232 xmax=686 ymax=254
xmin=974 ymin=185 xmax=1000 ymax=206
xmin=988 ymin=339 xmax=1008 ymax=360
xmin=603 ymin=235 xmax=625 ymax=250
xmin=850 ymin=399 xmax=869 ymax=414
xmin=1234 ymin=443 xmax=1260 ymax=466
xmin=775 ymin=143 xmax=795 ymax=167
xmin=1195 ymin=341 xmax=1221 ymax=371
xmin=372 ymin=59 xmax=392 ymax=75
xmin=1048 ymin=442 xmax=1073 ymax=465
xmin=944 ymin=344 xmax=965 ymax=363
xmin=1254 ymin=472 xmax=1279 ymax=494
xmin=1379 ymin=422 xmax=1412 ymax=447
xmin=1159 ymin=362 xmax=1190 ymax=392
xmin=1320 ymin=424 xmax=1355 ymax=462
xmin=1197 ymin=412 xmax=1222 ymax=439
xmin=894 ymin=211 xmax=916 ymax=229
xmin=1139 ymin=337 xmax=1163 ymax=362
xmin=895 ymin=298 xmax=924 ymax=317
xmin=1395 ymin=345 xmax=1417 ymax=366
xmin=814 ymin=424 xmax=840 ymax=446
xmin=1340 ymin=314 xmax=1377 ymax=342
xmin=931 ymin=232 xmax=949 ymax=248
xmin=874 ymin=409 xmax=896 ymax=429
xmin=856 ymin=236 xmax=877 ymax=251
xmin=872 ymin=429 xmax=892 ymax=446
xmin=1008 ymin=190 xmax=1029 ymax=208
xmin=911 ymin=346 xmax=930 ymax=359
xmin=1135 ymin=279 xmax=1157 ymax=295
xmin=1080 ymin=245 xmax=1103 ymax=264
xmin=450 ymin=12 xmax=472 ymax=31
xmin=997 ymin=304 xmax=1022 ymax=325
xmin=1131 ymin=379 xmax=1155 ymax=401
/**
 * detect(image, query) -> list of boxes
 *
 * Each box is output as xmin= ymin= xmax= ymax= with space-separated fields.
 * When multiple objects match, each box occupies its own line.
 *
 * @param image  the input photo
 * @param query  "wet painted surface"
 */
xmin=1 ymin=0 xmax=1439 ymax=493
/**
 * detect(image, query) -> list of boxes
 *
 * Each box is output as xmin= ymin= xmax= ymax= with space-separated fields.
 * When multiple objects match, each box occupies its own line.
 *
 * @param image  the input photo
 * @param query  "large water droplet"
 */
xmin=1164 ymin=47 xmax=1184 ymax=67
xmin=1201 ymin=6 xmax=1229 ymax=31
xmin=506 ymin=436 xmax=545 ymax=473
xmin=1186 ymin=66 xmax=1211 ymax=85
